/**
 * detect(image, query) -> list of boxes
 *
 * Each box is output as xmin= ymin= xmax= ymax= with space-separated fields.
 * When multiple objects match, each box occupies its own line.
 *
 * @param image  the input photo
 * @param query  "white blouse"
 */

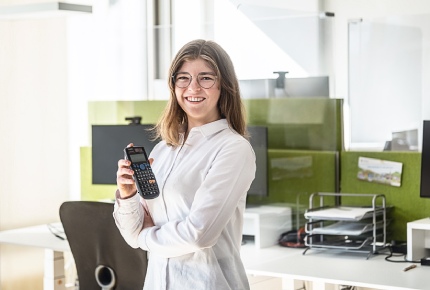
xmin=113 ymin=119 xmax=256 ymax=290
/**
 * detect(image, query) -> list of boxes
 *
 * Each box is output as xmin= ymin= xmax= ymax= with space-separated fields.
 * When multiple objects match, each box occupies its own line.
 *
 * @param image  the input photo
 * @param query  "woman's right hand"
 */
xmin=116 ymin=143 xmax=137 ymax=199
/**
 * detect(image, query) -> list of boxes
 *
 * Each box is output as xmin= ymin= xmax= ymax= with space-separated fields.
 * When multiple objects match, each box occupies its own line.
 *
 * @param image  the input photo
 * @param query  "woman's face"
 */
xmin=174 ymin=58 xmax=221 ymax=129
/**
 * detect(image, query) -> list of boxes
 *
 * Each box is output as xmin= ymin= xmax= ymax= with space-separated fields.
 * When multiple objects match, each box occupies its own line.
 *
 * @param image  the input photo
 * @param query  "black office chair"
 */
xmin=59 ymin=201 xmax=147 ymax=290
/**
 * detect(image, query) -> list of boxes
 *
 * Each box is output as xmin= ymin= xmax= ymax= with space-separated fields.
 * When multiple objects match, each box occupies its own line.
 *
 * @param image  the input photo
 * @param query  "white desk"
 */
xmin=0 ymin=223 xmax=70 ymax=290
xmin=241 ymin=244 xmax=430 ymax=290
xmin=2 ymin=224 xmax=430 ymax=290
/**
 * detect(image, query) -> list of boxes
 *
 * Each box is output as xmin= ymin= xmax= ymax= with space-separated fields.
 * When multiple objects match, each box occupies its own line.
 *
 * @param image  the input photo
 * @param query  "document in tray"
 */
xmin=312 ymin=221 xmax=371 ymax=235
xmin=304 ymin=207 xmax=373 ymax=221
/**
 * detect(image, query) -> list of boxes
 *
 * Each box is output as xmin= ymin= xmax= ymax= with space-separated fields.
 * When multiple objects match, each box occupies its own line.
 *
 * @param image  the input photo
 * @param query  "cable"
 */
xmin=340 ymin=286 xmax=356 ymax=290
xmin=382 ymin=245 xmax=420 ymax=263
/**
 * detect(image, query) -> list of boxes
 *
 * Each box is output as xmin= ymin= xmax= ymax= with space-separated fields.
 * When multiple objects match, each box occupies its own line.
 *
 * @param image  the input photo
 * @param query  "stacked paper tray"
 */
xmin=310 ymin=220 xmax=388 ymax=236
xmin=304 ymin=206 xmax=384 ymax=221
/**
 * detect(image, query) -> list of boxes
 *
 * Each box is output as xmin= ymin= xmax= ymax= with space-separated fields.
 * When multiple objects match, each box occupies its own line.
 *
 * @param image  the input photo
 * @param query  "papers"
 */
xmin=311 ymin=221 xmax=379 ymax=235
xmin=304 ymin=207 xmax=375 ymax=221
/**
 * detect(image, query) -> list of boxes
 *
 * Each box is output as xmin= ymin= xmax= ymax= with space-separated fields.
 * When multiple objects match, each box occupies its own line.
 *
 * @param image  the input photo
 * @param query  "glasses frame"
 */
xmin=172 ymin=72 xmax=218 ymax=89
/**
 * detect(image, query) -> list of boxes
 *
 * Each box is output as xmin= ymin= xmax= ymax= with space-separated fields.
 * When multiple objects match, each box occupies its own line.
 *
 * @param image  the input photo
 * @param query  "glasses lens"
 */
xmin=197 ymin=73 xmax=216 ymax=89
xmin=174 ymin=73 xmax=191 ymax=88
xmin=173 ymin=72 xmax=217 ymax=89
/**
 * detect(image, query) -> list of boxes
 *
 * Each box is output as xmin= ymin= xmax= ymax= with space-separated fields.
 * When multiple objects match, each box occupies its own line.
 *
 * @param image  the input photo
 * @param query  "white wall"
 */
xmin=0 ymin=17 xmax=70 ymax=289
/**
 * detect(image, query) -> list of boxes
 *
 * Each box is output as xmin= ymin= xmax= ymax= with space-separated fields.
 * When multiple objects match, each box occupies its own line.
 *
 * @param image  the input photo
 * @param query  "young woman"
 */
xmin=114 ymin=39 xmax=256 ymax=290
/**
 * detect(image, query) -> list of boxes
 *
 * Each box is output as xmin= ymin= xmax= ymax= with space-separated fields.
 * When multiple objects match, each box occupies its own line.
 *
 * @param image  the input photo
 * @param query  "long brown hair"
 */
xmin=154 ymin=39 xmax=247 ymax=147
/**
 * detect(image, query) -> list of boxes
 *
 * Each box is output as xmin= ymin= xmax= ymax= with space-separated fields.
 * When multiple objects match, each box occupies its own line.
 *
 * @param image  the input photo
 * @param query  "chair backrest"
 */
xmin=60 ymin=201 xmax=147 ymax=290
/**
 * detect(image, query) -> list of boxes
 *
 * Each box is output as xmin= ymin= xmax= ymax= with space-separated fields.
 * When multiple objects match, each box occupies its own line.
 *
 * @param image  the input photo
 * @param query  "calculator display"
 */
xmin=128 ymin=150 xmax=148 ymax=163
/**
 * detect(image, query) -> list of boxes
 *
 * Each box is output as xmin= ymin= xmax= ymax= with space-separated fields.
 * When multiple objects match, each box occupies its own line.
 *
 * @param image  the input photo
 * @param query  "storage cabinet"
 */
xmin=243 ymin=205 xmax=292 ymax=248
xmin=303 ymin=192 xmax=390 ymax=258
xmin=407 ymin=218 xmax=430 ymax=261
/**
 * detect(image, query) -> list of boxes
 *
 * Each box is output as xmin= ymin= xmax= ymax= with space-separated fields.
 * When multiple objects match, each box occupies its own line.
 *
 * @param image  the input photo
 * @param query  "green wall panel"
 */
xmin=340 ymin=151 xmax=430 ymax=241
xmin=88 ymin=100 xmax=167 ymax=125
xmin=250 ymin=149 xmax=337 ymax=203
xmin=81 ymin=146 xmax=116 ymax=201
xmin=247 ymin=149 xmax=338 ymax=227
xmin=244 ymin=98 xmax=343 ymax=151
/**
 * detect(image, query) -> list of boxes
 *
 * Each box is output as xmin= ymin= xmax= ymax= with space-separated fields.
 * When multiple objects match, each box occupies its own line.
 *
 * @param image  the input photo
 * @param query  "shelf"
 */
xmin=304 ymin=206 xmax=385 ymax=221
xmin=308 ymin=220 xmax=388 ymax=236
xmin=304 ymin=235 xmax=384 ymax=251
xmin=406 ymin=218 xmax=430 ymax=261
xmin=303 ymin=192 xmax=389 ymax=258
xmin=243 ymin=205 xmax=292 ymax=249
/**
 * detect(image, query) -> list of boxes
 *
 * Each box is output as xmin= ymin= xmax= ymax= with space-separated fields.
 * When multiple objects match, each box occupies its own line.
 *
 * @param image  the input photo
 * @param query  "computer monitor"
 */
xmin=92 ymin=124 xmax=158 ymax=185
xmin=247 ymin=125 xmax=268 ymax=197
xmin=420 ymin=121 xmax=430 ymax=198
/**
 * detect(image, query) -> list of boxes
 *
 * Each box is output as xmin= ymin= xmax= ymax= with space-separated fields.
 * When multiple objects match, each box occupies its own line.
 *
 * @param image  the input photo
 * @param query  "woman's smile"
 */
xmin=185 ymin=96 xmax=206 ymax=103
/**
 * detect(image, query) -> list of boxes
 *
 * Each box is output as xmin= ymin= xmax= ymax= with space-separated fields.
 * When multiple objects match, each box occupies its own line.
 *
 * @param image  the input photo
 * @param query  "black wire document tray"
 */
xmin=308 ymin=219 xmax=389 ymax=236
xmin=305 ymin=234 xmax=385 ymax=250
xmin=304 ymin=207 xmax=384 ymax=221
xmin=303 ymin=192 xmax=390 ymax=258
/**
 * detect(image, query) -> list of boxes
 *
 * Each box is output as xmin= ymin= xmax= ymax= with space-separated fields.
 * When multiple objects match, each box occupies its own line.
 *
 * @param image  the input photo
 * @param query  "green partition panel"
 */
xmin=87 ymin=100 xmax=168 ymax=145
xmin=248 ymin=149 xmax=337 ymax=203
xmin=81 ymin=146 xmax=116 ymax=201
xmin=340 ymin=151 xmax=430 ymax=241
xmin=248 ymin=149 xmax=338 ymax=227
xmin=244 ymin=98 xmax=343 ymax=151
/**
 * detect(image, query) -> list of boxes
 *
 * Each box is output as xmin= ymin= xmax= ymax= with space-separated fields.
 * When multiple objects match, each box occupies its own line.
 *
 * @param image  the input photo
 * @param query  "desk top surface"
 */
xmin=0 ymin=223 xmax=69 ymax=252
xmin=1 ymin=225 xmax=429 ymax=290
xmin=241 ymin=244 xmax=430 ymax=290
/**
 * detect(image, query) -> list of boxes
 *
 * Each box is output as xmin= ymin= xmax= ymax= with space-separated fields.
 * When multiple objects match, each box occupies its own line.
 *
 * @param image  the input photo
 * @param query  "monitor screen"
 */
xmin=420 ymin=121 xmax=430 ymax=198
xmin=247 ymin=125 xmax=268 ymax=197
xmin=92 ymin=124 xmax=158 ymax=185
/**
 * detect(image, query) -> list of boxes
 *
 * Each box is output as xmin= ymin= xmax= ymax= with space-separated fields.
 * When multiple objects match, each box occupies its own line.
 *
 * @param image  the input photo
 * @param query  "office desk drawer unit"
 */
xmin=303 ymin=192 xmax=390 ymax=258
xmin=243 ymin=205 xmax=292 ymax=248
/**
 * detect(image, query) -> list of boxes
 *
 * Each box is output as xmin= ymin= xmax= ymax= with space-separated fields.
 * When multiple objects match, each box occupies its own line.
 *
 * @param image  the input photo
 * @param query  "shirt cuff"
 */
xmin=115 ymin=189 xmax=140 ymax=211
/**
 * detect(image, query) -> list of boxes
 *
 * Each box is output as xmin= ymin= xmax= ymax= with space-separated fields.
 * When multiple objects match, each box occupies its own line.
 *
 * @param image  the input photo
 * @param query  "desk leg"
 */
xmin=313 ymin=281 xmax=337 ymax=290
xmin=43 ymin=249 xmax=66 ymax=290
xmin=312 ymin=281 xmax=326 ymax=290
xmin=281 ymin=277 xmax=294 ymax=290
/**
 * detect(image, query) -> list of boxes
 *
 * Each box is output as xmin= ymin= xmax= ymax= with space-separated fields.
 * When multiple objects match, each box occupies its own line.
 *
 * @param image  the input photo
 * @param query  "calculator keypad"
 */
xmin=132 ymin=162 xmax=159 ymax=198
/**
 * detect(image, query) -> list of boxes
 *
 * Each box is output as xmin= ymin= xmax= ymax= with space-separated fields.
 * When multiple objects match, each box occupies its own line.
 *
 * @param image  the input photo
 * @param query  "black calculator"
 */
xmin=124 ymin=146 xmax=160 ymax=199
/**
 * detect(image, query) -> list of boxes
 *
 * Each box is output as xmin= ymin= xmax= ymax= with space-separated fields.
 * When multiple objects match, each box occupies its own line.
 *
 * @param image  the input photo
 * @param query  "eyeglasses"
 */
xmin=172 ymin=72 xmax=217 ymax=89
